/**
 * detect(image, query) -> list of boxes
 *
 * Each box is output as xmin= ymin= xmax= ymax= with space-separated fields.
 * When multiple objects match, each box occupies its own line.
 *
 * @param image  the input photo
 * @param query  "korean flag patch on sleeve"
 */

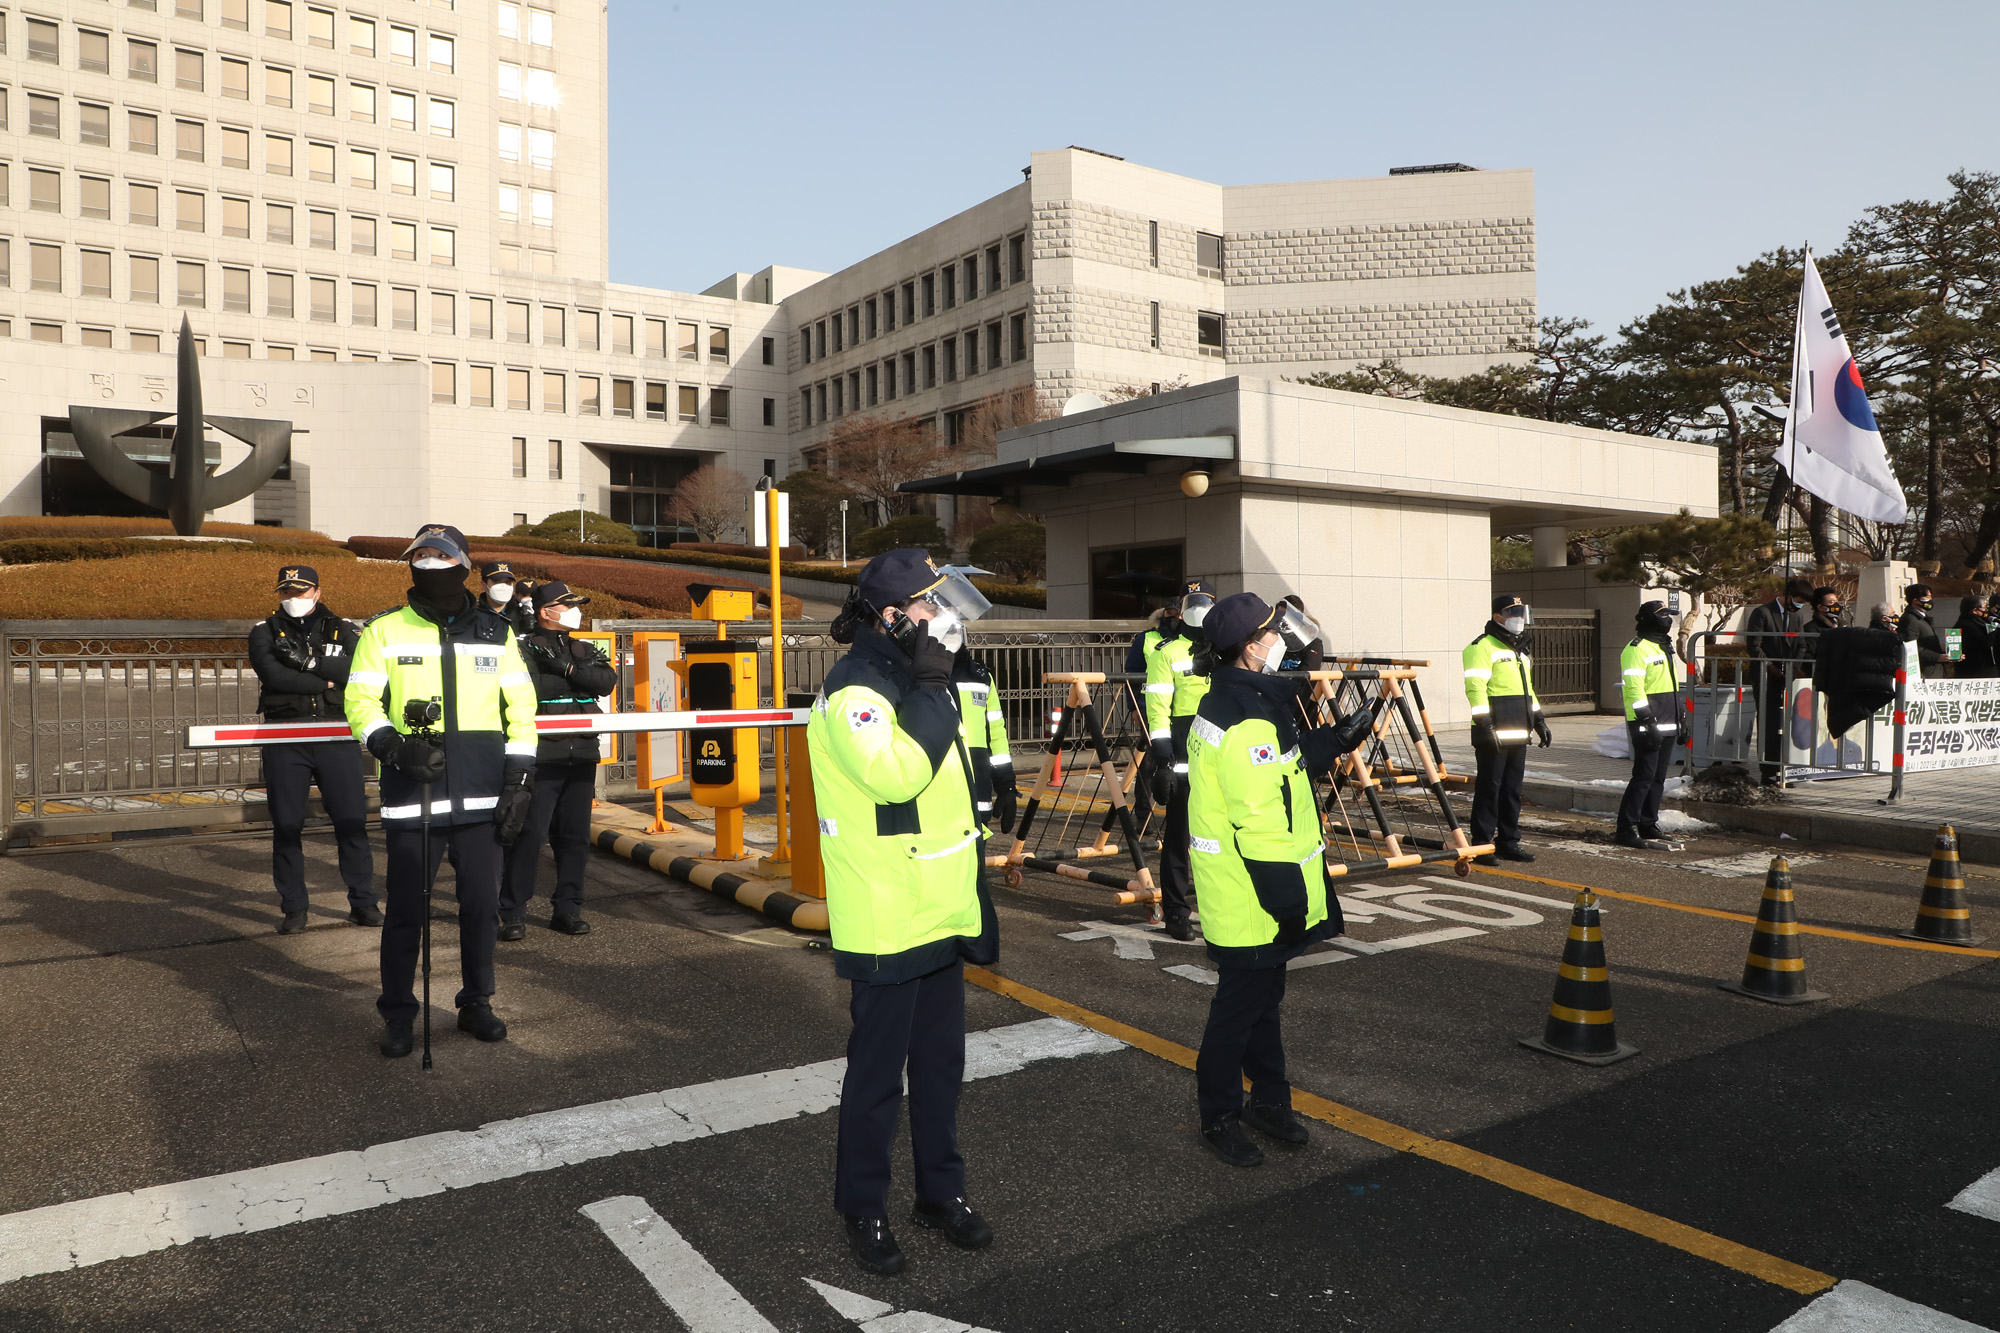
xmin=847 ymin=703 xmax=886 ymax=732
xmin=1248 ymin=742 xmax=1278 ymax=765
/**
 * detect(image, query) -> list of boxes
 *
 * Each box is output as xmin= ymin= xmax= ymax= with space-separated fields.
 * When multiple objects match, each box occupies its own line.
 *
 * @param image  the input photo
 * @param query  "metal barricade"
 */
xmin=1687 ymin=629 xmax=1892 ymax=788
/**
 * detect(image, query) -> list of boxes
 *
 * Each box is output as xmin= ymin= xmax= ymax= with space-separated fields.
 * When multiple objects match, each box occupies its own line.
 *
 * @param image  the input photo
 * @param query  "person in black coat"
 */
xmin=498 ymin=580 xmax=619 ymax=938
xmin=1743 ymin=577 xmax=1812 ymax=784
xmin=1955 ymin=594 xmax=1997 ymax=679
xmin=247 ymin=565 xmax=378 ymax=935
xmin=1898 ymin=584 xmax=1947 ymax=680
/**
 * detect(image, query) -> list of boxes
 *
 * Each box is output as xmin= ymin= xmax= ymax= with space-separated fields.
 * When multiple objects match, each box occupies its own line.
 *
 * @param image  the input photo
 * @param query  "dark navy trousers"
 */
xmin=833 ymin=960 xmax=967 ymax=1218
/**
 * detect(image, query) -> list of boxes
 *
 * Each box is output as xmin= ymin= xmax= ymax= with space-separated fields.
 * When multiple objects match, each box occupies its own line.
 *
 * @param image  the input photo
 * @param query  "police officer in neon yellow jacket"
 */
xmin=1462 ymin=594 xmax=1551 ymax=867
xmin=1145 ymin=578 xmax=1216 ymax=940
xmin=1616 ymin=600 xmax=1683 ymax=850
xmin=807 ymin=550 xmax=998 ymax=1277
xmin=1187 ymin=593 xmax=1375 ymax=1169
xmin=345 ymin=524 xmax=539 ymax=1058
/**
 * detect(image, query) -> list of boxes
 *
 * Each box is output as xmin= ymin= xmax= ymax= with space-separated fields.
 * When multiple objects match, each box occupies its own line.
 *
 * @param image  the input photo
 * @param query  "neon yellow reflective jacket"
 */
xmin=1144 ymin=629 xmax=1210 ymax=741
xmin=1462 ymin=629 xmax=1542 ymax=746
xmin=807 ymin=630 xmax=993 ymax=983
xmin=1186 ymin=667 xmax=1341 ymax=967
xmin=345 ymin=599 xmax=539 ymax=827
xmin=952 ymin=652 xmax=1011 ymax=814
xmin=1621 ymin=635 xmax=1680 ymax=737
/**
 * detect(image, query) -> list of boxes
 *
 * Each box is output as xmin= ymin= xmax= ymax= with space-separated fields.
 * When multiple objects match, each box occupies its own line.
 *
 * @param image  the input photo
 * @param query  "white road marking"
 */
xmin=1058 ymin=920 xmax=1202 ymax=961
xmin=1684 ymin=851 xmax=1820 ymax=879
xmin=1286 ymin=948 xmax=1356 ymax=971
xmin=1330 ymin=927 xmax=1486 ymax=954
xmin=1946 ymin=1166 xmax=2000 ymax=1223
xmin=1421 ymin=876 xmax=1577 ymax=911
xmin=581 ymin=1196 xmax=779 ymax=1333
xmin=1163 ymin=963 xmax=1219 ymax=984
xmin=0 ymin=1018 xmax=1122 ymax=1286
xmin=1770 ymin=1279 xmax=1994 ymax=1331
xmin=808 ymin=1278 xmax=1006 ymax=1332
xmin=1381 ymin=893 xmax=1543 ymax=927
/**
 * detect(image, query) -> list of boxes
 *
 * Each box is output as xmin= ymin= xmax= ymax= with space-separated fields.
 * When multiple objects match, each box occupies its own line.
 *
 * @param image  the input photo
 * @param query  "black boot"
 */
xmin=348 ymin=903 xmax=385 ymax=927
xmin=457 ymin=1002 xmax=508 ymax=1043
xmin=1200 ymin=1113 xmax=1265 ymax=1168
xmin=550 ymin=913 xmax=592 ymax=935
xmin=497 ymin=919 xmax=527 ymax=942
xmin=380 ymin=1019 xmax=414 ymax=1059
xmin=911 ymin=1196 xmax=993 ymax=1250
xmin=277 ymin=911 xmax=310 ymax=935
xmin=1496 ymin=844 xmax=1536 ymax=863
xmin=843 ymin=1215 xmax=906 ymax=1275
xmin=1163 ymin=916 xmax=1196 ymax=942
xmin=1240 ymin=1101 xmax=1309 ymax=1145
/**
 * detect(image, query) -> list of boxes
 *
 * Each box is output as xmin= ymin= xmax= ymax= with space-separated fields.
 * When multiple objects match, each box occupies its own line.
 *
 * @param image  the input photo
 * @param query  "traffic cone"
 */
xmin=1519 ymin=889 xmax=1640 ymax=1066
xmin=1901 ymin=825 xmax=1986 ymax=946
xmin=1718 ymin=857 xmax=1828 ymax=1005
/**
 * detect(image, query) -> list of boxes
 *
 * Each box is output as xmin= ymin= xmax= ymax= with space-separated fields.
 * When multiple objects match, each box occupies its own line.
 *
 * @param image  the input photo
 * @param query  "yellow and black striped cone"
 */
xmin=1718 ymin=857 xmax=1828 ymax=1005
xmin=1519 ymin=889 xmax=1640 ymax=1066
xmin=1901 ymin=824 xmax=1985 ymax=946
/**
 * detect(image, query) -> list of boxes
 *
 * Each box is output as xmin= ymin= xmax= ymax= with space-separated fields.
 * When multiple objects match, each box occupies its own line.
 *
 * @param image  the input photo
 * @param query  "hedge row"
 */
xmin=0 ymin=537 xmax=345 ymax=565
xmin=0 ymin=516 xmax=334 ymax=544
xmin=670 ymin=541 xmax=808 ymax=561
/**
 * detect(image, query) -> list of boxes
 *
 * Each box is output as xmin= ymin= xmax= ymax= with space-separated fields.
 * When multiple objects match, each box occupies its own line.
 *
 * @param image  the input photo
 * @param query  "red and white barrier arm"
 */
xmin=185 ymin=707 xmax=812 ymax=749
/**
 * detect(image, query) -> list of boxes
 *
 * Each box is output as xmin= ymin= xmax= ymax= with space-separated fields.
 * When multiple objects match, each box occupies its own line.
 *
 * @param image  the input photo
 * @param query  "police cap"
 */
xmin=480 ymin=560 xmax=517 ymax=582
xmin=531 ymin=579 xmax=590 ymax=609
xmin=275 ymin=564 xmax=319 ymax=592
xmin=857 ymin=549 xmax=945 ymax=611
xmin=1493 ymin=594 xmax=1528 ymax=615
xmin=402 ymin=523 xmax=472 ymax=568
xmin=1204 ymin=592 xmax=1277 ymax=659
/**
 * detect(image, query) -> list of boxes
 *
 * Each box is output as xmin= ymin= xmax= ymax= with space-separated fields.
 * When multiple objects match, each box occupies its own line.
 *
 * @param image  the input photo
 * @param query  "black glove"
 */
xmin=910 ymin=632 xmax=956 ymax=686
xmin=992 ymin=781 xmax=1018 ymax=835
xmin=1629 ymin=709 xmax=1660 ymax=753
xmin=1148 ymin=759 xmax=1172 ymax=807
xmin=527 ymin=639 xmax=571 ymax=678
xmin=1471 ymin=716 xmax=1497 ymax=750
xmin=1534 ymin=714 xmax=1553 ymax=748
xmin=1148 ymin=737 xmax=1176 ymax=769
xmin=389 ymin=734 xmax=445 ymax=783
xmin=274 ymin=637 xmax=315 ymax=672
xmin=571 ymin=638 xmax=608 ymax=666
xmin=1274 ymin=915 xmax=1308 ymax=949
xmin=494 ymin=769 xmax=534 ymax=846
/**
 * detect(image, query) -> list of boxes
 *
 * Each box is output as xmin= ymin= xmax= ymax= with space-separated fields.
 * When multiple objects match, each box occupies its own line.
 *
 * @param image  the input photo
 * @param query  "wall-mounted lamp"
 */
xmin=1180 ymin=469 xmax=1210 ymax=499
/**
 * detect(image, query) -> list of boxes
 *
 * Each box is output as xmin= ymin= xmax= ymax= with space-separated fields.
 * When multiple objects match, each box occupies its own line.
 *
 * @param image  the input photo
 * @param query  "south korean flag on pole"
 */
xmin=1772 ymin=249 xmax=1907 ymax=523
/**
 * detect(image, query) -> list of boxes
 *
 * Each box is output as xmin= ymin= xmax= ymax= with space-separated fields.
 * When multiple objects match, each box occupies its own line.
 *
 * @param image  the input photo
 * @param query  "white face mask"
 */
xmin=281 ymin=597 xmax=316 ymax=619
xmin=556 ymin=607 xmax=583 ymax=630
xmin=412 ymin=556 xmax=458 ymax=571
xmin=1502 ymin=615 xmax=1527 ymax=635
xmin=487 ymin=584 xmax=515 ymax=605
xmin=926 ymin=609 xmax=965 ymax=654
xmin=1248 ymin=639 xmax=1281 ymax=674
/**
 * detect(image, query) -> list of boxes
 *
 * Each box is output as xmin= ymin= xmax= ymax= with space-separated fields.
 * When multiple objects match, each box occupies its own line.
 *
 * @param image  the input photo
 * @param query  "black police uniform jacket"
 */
xmin=517 ymin=624 xmax=620 ymax=765
xmin=249 ymin=606 xmax=359 ymax=720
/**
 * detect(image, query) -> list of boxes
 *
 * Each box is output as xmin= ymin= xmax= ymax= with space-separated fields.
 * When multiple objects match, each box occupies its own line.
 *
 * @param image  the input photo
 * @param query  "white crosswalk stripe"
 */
xmin=1770 ymin=1280 xmax=1994 ymax=1331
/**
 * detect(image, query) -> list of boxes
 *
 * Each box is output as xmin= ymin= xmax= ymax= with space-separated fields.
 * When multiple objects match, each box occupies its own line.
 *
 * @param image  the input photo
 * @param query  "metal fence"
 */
xmin=1528 ymin=608 xmax=1599 ymax=713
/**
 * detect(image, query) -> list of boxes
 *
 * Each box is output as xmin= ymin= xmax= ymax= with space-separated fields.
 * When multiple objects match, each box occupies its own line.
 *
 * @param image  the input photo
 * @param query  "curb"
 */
xmin=1513 ymin=777 xmax=2000 ymax=864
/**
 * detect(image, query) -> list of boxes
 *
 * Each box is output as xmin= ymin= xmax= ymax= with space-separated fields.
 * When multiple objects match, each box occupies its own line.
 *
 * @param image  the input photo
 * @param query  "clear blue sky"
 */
xmin=608 ymin=1 xmax=2000 ymax=338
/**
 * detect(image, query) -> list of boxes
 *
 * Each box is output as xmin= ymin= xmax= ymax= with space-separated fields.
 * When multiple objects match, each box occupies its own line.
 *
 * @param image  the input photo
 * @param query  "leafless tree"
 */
xmin=665 ymin=464 xmax=751 ymax=542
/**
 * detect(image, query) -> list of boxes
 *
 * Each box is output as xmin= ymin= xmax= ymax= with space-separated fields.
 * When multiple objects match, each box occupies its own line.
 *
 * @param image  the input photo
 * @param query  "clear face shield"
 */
xmin=1501 ymin=604 xmax=1532 ymax=633
xmin=1180 ymin=591 xmax=1216 ymax=629
xmin=920 ymin=567 xmax=992 ymax=653
xmin=1273 ymin=602 xmax=1322 ymax=653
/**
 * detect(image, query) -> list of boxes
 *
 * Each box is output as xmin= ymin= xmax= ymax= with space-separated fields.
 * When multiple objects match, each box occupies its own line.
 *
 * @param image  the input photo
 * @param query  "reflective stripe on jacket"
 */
xmin=344 ymin=600 xmax=539 ymax=827
xmin=1186 ymin=666 xmax=1341 ymax=968
xmin=952 ymin=653 xmax=1010 ymax=811
xmin=807 ymin=629 xmax=990 ymax=983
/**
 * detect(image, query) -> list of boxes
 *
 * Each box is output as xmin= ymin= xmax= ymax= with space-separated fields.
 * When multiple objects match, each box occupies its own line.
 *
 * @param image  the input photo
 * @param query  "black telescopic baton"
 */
xmin=419 ymin=772 xmax=433 ymax=1071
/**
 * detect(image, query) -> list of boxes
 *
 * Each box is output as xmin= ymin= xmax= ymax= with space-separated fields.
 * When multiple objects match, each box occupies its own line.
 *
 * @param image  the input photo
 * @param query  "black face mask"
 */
xmin=410 ymin=563 xmax=470 ymax=607
xmin=1651 ymin=614 xmax=1674 ymax=636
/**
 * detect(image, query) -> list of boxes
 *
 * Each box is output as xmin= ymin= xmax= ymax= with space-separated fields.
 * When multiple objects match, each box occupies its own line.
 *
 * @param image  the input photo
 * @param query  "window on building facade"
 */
xmin=311 ymin=276 xmax=335 ymax=321
xmin=28 ymin=168 xmax=57 ymax=213
xmin=986 ymin=321 xmax=1002 ymax=368
xmin=308 ymin=5 xmax=333 ymax=46
xmin=942 ymin=337 xmax=957 ymax=383
xmin=922 ymin=345 xmax=936 ymax=388
xmin=265 ymin=134 xmax=292 ymax=175
xmin=176 ymin=189 xmax=204 ymax=232
xmin=579 ymin=375 xmax=599 ymax=415
xmin=497 ymin=122 xmax=522 ymax=162
xmin=350 ymin=81 xmax=375 ymax=122
xmin=542 ymin=305 xmax=563 ymax=347
xmin=529 ymin=189 xmax=553 ymax=226
xmin=467 ymin=296 xmax=492 ymax=337
xmin=176 ymin=119 xmax=204 ymax=161
xmin=131 ymin=331 xmax=162 ymax=353
xmin=267 ymin=271 xmax=294 ymax=318
xmin=1149 ymin=302 xmax=1160 ymax=349
xmin=641 ymin=317 xmax=664 ymax=358
xmin=431 ymin=362 xmax=454 ymax=404
xmin=612 ymin=378 xmax=634 ymax=417
xmin=865 ymin=365 xmax=878 ymax=408
xmin=130 ymin=39 xmax=159 ymax=81
xmin=351 ymin=283 xmax=377 ymax=325
xmin=351 ymin=214 xmax=377 ymax=255
xmin=815 ymin=382 xmax=826 ymax=421
xmin=542 ymin=372 xmax=563 ymax=413
xmin=644 ymin=381 xmax=666 ymax=420
xmin=80 ymin=29 xmax=110 ymax=73
xmin=28 ymin=94 xmax=58 ymax=137
xmin=130 ymin=255 xmax=160 ymax=303
xmin=219 ymin=55 xmax=247 ymax=97
xmin=901 ymin=282 xmax=915 ymax=325
xmin=80 ymin=326 xmax=114 ymax=349
xmin=545 ymin=437 xmax=560 ymax=479
xmin=177 ymin=259 xmax=204 ymax=307
xmin=814 ymin=320 xmax=826 ymax=359
xmin=174 ymin=47 xmax=202 ymax=90
xmin=709 ymin=388 xmax=730 ymax=425
xmin=129 ymin=111 xmax=157 ymax=153
xmin=26 ymin=17 xmax=56 ymax=62
xmin=130 ymin=182 xmax=159 ymax=226
xmin=523 ymin=68 xmax=556 ymax=107
xmin=308 ymin=73 xmax=334 ymax=114
xmin=390 ymin=155 xmax=416 ymax=194
xmin=392 ymin=286 xmax=416 ymax=330
xmin=678 ymin=385 xmax=699 ymax=422
xmin=761 ymin=335 xmax=774 ymax=366
xmin=761 ymin=396 xmax=774 ymax=426
xmin=221 ymin=125 xmax=250 ymax=168
xmin=511 ymin=436 xmax=526 ymax=477
xmin=903 ymin=350 xmax=918 ymax=393
xmin=847 ymin=306 xmax=860 ymax=346
xmin=266 ymin=201 xmax=293 ymax=242
xmin=429 ymin=97 xmax=454 ymax=137
xmin=941 ymin=266 xmax=956 ymax=310
xmin=709 ymin=326 xmax=729 ymax=362
xmin=81 ymin=249 xmax=111 ymax=299
xmin=497 ymin=184 xmax=519 ymax=221
xmin=307 ymin=208 xmax=334 ymax=248
xmin=79 ymin=101 xmax=110 ymax=145
xmin=350 ymin=148 xmax=376 ymax=189
xmin=962 ymin=333 xmax=976 ymax=376
xmin=264 ymin=0 xmax=291 ymax=38
xmin=389 ymin=88 xmax=416 ymax=130
xmin=505 ymin=301 xmax=529 ymax=343
xmin=349 ymin=15 xmax=375 ymax=55
xmin=922 ymin=273 xmax=935 ymax=317
xmin=1196 ymin=231 xmax=1224 ymax=279
xmin=883 ymin=358 xmax=897 ymax=400
xmin=470 ymin=363 xmax=493 ymax=406
xmin=1197 ymin=310 xmax=1224 ymax=356
xmin=430 ymin=162 xmax=454 ymax=201
xmin=578 ymin=310 xmax=599 ymax=350
xmin=612 ymin=314 xmax=633 ymax=354
xmin=497 ymin=61 xmax=521 ymax=100
xmin=430 ymin=290 xmax=453 ymax=333
xmin=265 ymin=64 xmax=292 ymax=106
xmin=220 ymin=195 xmax=250 ymax=237
xmin=81 ymin=175 xmax=111 ymax=219
xmin=963 ymin=256 xmax=978 ymax=302
xmin=506 ymin=367 xmax=529 ymax=409
xmin=30 ymin=322 xmax=63 ymax=344
xmin=309 ymin=141 xmax=334 ymax=182
xmin=678 ymin=322 xmax=699 ymax=360
xmin=220 ymin=266 xmax=251 ymax=312
xmin=799 ymin=387 xmax=812 ymax=427
xmin=389 ymin=25 xmax=416 ymax=65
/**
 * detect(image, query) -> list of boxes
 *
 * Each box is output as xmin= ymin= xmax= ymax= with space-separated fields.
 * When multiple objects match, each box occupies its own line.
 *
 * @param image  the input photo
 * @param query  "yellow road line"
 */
xmin=1476 ymin=868 xmax=2000 ymax=960
xmin=964 ymin=966 xmax=1837 ymax=1296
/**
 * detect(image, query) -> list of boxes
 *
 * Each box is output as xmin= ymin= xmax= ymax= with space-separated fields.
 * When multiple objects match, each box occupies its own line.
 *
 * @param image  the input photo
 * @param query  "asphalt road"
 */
xmin=1 ymin=805 xmax=1997 ymax=1331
